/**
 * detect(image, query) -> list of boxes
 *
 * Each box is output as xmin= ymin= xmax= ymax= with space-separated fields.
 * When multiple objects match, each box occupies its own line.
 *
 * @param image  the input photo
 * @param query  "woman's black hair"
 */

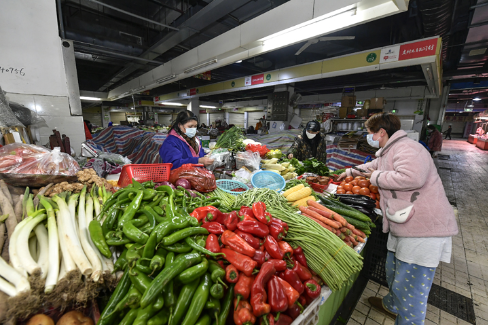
xmin=171 ymin=110 xmax=198 ymax=133
xmin=427 ymin=124 xmax=436 ymax=131
xmin=302 ymin=120 xmax=322 ymax=156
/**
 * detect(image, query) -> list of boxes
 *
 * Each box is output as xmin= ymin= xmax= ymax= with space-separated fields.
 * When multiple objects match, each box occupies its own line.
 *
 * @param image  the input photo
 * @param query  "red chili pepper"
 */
xmin=205 ymin=234 xmax=221 ymax=254
xmin=234 ymin=299 xmax=256 ymax=325
xmin=275 ymin=276 xmax=300 ymax=306
xmin=222 ymin=248 xmax=258 ymax=277
xmin=252 ymin=250 xmax=266 ymax=267
xmin=223 ymin=211 xmax=239 ymax=231
xmin=192 ymin=206 xmax=223 ymax=222
xmin=226 ymin=264 xmax=240 ymax=283
xmin=267 ymin=259 xmax=287 ymax=272
xmin=274 ymin=313 xmax=293 ymax=325
xmin=234 ymin=273 xmax=254 ymax=308
xmin=201 ymin=222 xmax=227 ymax=235
xmin=268 ymin=276 xmax=288 ymax=313
xmin=292 ymin=246 xmax=308 ymax=268
xmin=251 ymin=261 xmax=275 ymax=317
xmin=269 ymin=223 xmax=286 ymax=241
xmin=264 ymin=235 xmax=284 ymax=260
xmin=298 ymin=295 xmax=307 ymax=308
xmin=285 ymin=303 xmax=303 ymax=320
xmin=291 ymin=258 xmax=312 ymax=282
xmin=218 ymin=260 xmax=226 ymax=269
xmin=221 ymin=230 xmax=256 ymax=258
xmin=252 ymin=202 xmax=270 ymax=225
xmin=237 ymin=220 xmax=269 ymax=238
xmin=239 ymin=206 xmax=254 ymax=219
xmin=235 ymin=230 xmax=261 ymax=250
xmin=282 ymin=269 xmax=304 ymax=295
xmin=304 ymin=279 xmax=321 ymax=299
xmin=260 ymin=314 xmax=275 ymax=325
xmin=277 ymin=241 xmax=293 ymax=257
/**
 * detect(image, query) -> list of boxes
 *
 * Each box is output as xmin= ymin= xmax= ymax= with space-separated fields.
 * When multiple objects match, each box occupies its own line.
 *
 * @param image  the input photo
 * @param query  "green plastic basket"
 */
xmin=216 ymin=179 xmax=249 ymax=196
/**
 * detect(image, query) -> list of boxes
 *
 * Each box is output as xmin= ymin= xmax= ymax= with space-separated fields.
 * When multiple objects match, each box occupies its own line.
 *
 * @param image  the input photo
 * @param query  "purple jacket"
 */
xmin=159 ymin=130 xmax=205 ymax=170
xmin=428 ymin=130 xmax=443 ymax=151
xmin=347 ymin=130 xmax=458 ymax=237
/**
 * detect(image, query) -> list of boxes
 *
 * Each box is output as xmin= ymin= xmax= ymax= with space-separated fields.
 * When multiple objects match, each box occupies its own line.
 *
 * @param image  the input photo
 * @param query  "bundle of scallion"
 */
xmin=268 ymin=207 xmax=363 ymax=291
xmin=232 ymin=188 xmax=297 ymax=214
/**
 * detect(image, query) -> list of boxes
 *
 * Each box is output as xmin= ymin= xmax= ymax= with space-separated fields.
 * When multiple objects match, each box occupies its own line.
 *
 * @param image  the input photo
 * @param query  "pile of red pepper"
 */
xmin=191 ymin=202 xmax=322 ymax=325
xmin=245 ymin=143 xmax=270 ymax=158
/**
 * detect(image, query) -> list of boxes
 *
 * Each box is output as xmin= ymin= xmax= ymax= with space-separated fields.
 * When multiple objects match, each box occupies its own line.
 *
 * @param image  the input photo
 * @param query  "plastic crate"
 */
xmin=297 ymin=175 xmax=332 ymax=193
xmin=291 ymin=286 xmax=331 ymax=325
xmin=362 ymin=218 xmax=388 ymax=287
xmin=251 ymin=171 xmax=286 ymax=191
xmin=118 ymin=163 xmax=172 ymax=187
xmin=216 ymin=179 xmax=249 ymax=196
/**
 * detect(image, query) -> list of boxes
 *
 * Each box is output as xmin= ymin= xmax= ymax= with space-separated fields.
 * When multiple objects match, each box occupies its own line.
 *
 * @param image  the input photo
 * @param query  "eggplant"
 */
xmin=335 ymin=194 xmax=376 ymax=204
xmin=338 ymin=197 xmax=376 ymax=209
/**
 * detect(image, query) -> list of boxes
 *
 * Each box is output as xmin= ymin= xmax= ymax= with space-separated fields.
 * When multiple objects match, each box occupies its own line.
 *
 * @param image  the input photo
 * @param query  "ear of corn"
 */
xmin=262 ymin=164 xmax=285 ymax=171
xmin=292 ymin=195 xmax=315 ymax=207
xmin=286 ymin=187 xmax=312 ymax=202
xmin=283 ymin=184 xmax=304 ymax=198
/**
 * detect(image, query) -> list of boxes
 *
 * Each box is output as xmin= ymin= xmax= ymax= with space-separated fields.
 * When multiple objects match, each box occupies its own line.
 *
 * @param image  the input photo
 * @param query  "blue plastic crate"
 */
xmin=251 ymin=171 xmax=286 ymax=191
xmin=216 ymin=179 xmax=249 ymax=196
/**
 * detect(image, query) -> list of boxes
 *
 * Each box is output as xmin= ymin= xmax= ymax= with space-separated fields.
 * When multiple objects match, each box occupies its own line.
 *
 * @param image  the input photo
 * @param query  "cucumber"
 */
xmin=319 ymin=198 xmax=371 ymax=223
xmin=342 ymin=215 xmax=370 ymax=230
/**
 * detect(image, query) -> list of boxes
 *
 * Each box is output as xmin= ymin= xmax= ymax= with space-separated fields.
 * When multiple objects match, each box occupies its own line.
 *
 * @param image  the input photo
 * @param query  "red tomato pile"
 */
xmin=336 ymin=176 xmax=380 ymax=209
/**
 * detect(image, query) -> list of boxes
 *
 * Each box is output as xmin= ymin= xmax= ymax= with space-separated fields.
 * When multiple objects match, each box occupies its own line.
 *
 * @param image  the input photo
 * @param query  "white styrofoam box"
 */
xmin=405 ymin=131 xmax=419 ymax=142
xmin=291 ymin=286 xmax=330 ymax=325
xmin=33 ymin=95 xmax=71 ymax=117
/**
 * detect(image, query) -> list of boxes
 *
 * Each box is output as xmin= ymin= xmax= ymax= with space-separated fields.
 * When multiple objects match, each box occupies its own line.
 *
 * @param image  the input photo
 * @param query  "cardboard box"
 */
xmin=356 ymin=109 xmax=368 ymax=117
xmin=341 ymin=95 xmax=356 ymax=108
xmin=370 ymin=97 xmax=386 ymax=109
xmin=339 ymin=107 xmax=352 ymax=118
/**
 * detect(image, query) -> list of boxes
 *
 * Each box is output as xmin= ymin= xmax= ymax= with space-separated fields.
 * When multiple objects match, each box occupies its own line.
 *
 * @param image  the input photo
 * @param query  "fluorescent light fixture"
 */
xmin=261 ymin=6 xmax=357 ymax=52
xmin=473 ymin=97 xmax=481 ymax=101
xmin=157 ymin=74 xmax=176 ymax=83
xmin=163 ymin=102 xmax=185 ymax=106
xmin=80 ymin=96 xmax=102 ymax=101
xmin=132 ymin=86 xmax=146 ymax=93
xmin=200 ymin=105 xmax=217 ymax=109
xmin=184 ymin=59 xmax=218 ymax=73
xmin=235 ymin=60 xmax=242 ymax=63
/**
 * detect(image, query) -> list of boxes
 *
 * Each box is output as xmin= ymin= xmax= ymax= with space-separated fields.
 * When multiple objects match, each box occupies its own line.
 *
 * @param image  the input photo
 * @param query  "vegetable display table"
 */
xmin=476 ymin=138 xmax=488 ymax=150
xmin=468 ymin=134 xmax=478 ymax=144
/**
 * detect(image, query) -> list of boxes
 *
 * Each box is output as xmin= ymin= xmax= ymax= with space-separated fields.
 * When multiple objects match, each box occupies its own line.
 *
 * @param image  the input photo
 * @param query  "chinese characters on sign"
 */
xmin=245 ymin=74 xmax=265 ymax=86
xmin=398 ymin=38 xmax=437 ymax=61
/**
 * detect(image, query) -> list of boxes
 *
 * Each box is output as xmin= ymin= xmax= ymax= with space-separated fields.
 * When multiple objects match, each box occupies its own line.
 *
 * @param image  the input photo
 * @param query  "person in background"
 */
xmin=427 ymin=124 xmax=443 ymax=158
xmin=338 ymin=113 xmax=457 ymax=325
xmin=200 ymin=123 xmax=207 ymax=129
xmin=84 ymin=120 xmax=93 ymax=133
xmin=443 ymin=125 xmax=452 ymax=140
xmin=84 ymin=120 xmax=93 ymax=140
xmin=287 ymin=120 xmax=327 ymax=163
xmin=159 ymin=111 xmax=214 ymax=169
xmin=108 ymin=121 xmax=113 ymax=127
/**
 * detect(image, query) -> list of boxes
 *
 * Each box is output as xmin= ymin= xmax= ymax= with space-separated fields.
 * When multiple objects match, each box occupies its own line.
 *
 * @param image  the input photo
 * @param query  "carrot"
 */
xmin=344 ymin=240 xmax=353 ymax=248
xmin=307 ymin=200 xmax=347 ymax=226
xmin=349 ymin=235 xmax=358 ymax=246
xmin=307 ymin=206 xmax=344 ymax=228
xmin=345 ymin=223 xmax=366 ymax=238
xmin=357 ymin=236 xmax=365 ymax=243
xmin=340 ymin=227 xmax=352 ymax=236
xmin=301 ymin=213 xmax=333 ymax=232
xmin=299 ymin=207 xmax=340 ymax=229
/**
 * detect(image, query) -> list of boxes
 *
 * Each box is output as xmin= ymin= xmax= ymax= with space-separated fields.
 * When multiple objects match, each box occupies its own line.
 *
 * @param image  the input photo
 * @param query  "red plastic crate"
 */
xmin=118 ymin=163 xmax=172 ymax=187
xmin=297 ymin=175 xmax=332 ymax=193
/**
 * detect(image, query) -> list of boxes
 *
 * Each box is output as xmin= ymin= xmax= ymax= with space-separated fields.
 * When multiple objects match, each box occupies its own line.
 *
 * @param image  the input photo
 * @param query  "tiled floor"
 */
xmin=348 ymin=139 xmax=488 ymax=325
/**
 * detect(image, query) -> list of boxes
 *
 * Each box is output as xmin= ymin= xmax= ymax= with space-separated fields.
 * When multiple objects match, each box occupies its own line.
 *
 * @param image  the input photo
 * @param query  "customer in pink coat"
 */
xmin=427 ymin=124 xmax=443 ymax=158
xmin=338 ymin=113 xmax=458 ymax=324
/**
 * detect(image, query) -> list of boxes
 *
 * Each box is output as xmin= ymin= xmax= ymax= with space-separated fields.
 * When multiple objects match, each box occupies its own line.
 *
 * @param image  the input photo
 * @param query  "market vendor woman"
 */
xmin=159 ymin=111 xmax=214 ymax=169
xmin=287 ymin=120 xmax=327 ymax=163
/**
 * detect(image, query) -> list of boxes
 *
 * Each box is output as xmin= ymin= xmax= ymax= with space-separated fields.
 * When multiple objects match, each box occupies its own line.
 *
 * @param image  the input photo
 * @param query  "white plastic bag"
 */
xmin=235 ymin=150 xmax=261 ymax=171
xmin=206 ymin=148 xmax=230 ymax=171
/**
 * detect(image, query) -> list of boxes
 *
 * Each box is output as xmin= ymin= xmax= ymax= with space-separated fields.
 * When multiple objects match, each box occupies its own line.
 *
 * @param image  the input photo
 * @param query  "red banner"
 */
xmin=399 ymin=38 xmax=437 ymax=61
xmin=251 ymin=74 xmax=264 ymax=85
xmin=154 ymin=96 xmax=160 ymax=102
xmin=188 ymin=88 xmax=197 ymax=96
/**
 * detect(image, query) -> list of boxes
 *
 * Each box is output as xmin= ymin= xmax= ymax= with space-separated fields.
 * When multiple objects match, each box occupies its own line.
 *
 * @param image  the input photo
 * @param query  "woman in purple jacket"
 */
xmin=339 ymin=113 xmax=458 ymax=324
xmin=159 ymin=111 xmax=214 ymax=169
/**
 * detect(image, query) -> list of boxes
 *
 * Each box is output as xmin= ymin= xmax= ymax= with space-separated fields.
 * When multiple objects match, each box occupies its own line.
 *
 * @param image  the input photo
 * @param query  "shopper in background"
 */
xmin=287 ymin=120 xmax=328 ymax=163
xmin=427 ymin=124 xmax=443 ymax=158
xmin=84 ymin=120 xmax=93 ymax=140
xmin=338 ymin=113 xmax=458 ymax=325
xmin=444 ymin=125 xmax=452 ymax=140
xmin=159 ymin=110 xmax=214 ymax=169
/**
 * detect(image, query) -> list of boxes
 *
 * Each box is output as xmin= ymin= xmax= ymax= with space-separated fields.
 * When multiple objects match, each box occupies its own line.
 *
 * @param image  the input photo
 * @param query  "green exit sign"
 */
xmin=464 ymin=108 xmax=473 ymax=112
xmin=391 ymin=109 xmax=397 ymax=113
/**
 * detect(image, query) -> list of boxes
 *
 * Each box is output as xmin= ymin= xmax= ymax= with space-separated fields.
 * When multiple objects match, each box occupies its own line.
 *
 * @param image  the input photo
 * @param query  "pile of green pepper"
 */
xmin=94 ymin=180 xmax=232 ymax=325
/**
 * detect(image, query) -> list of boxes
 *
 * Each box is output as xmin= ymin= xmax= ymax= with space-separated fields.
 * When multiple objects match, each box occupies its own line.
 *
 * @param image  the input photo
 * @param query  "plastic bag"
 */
xmin=169 ymin=164 xmax=217 ymax=193
xmin=232 ymin=167 xmax=252 ymax=184
xmin=0 ymin=86 xmax=24 ymax=128
xmin=236 ymin=150 xmax=261 ymax=171
xmin=9 ymin=101 xmax=46 ymax=126
xmin=206 ymin=148 xmax=230 ymax=171
xmin=97 ymin=152 xmax=131 ymax=166
xmin=0 ymin=143 xmax=80 ymax=175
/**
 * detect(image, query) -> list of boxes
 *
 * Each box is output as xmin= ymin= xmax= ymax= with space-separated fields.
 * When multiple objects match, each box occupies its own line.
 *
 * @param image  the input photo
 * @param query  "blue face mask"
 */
xmin=185 ymin=127 xmax=197 ymax=138
xmin=367 ymin=133 xmax=380 ymax=148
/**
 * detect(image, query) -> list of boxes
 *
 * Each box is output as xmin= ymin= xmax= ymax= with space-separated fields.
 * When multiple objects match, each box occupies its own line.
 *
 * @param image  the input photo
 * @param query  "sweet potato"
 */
xmin=0 ymin=181 xmax=13 ymax=207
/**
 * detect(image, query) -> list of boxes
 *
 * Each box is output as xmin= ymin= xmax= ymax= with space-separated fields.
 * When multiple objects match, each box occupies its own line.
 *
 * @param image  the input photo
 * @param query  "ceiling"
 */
xmin=57 ymin=0 xmax=488 ymax=109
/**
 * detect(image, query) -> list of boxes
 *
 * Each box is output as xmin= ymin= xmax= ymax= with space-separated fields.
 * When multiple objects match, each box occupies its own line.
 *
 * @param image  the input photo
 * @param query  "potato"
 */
xmin=26 ymin=314 xmax=55 ymax=325
xmin=56 ymin=311 xmax=94 ymax=325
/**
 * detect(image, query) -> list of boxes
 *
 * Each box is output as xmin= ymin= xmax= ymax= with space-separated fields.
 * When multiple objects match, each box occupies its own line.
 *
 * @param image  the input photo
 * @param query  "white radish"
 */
xmin=55 ymin=210 xmax=76 ymax=273
xmin=34 ymin=223 xmax=49 ymax=279
xmin=0 ymin=276 xmax=17 ymax=296
xmin=80 ymin=195 xmax=102 ymax=282
xmin=0 ymin=256 xmax=30 ymax=293
xmin=52 ymin=195 xmax=92 ymax=275
xmin=40 ymin=197 xmax=59 ymax=294
xmin=28 ymin=235 xmax=37 ymax=262
xmin=16 ymin=213 xmax=47 ymax=275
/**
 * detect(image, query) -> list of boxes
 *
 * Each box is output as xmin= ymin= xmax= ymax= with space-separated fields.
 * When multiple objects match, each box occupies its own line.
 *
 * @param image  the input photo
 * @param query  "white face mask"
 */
xmin=367 ymin=133 xmax=380 ymax=148
xmin=306 ymin=131 xmax=317 ymax=139
xmin=185 ymin=127 xmax=197 ymax=138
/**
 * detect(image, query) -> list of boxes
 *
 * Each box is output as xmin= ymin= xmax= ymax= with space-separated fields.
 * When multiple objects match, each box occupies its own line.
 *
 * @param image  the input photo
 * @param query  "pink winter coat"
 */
xmin=428 ymin=130 xmax=443 ymax=152
xmin=346 ymin=130 xmax=458 ymax=238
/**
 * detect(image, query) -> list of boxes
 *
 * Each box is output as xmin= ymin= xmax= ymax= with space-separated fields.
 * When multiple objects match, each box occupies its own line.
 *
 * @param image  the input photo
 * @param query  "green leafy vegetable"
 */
xmin=215 ymin=127 xmax=245 ymax=152
xmin=296 ymin=158 xmax=329 ymax=176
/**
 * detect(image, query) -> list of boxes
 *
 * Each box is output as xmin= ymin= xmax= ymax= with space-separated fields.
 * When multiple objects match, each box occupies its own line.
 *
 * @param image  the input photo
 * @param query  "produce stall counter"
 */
xmin=468 ymin=134 xmax=478 ymax=144
xmin=476 ymin=138 xmax=488 ymax=150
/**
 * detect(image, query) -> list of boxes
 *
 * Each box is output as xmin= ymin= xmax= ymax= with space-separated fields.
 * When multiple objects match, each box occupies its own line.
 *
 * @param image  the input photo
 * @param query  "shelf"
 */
xmin=331 ymin=118 xmax=367 ymax=121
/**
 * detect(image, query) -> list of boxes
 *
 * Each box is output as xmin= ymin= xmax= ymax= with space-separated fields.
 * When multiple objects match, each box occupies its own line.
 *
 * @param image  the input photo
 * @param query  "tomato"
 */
xmin=355 ymin=176 xmax=365 ymax=181
xmin=343 ymin=183 xmax=353 ymax=191
xmin=376 ymin=200 xmax=380 ymax=209
xmin=350 ymin=180 xmax=358 ymax=186
xmin=358 ymin=180 xmax=370 ymax=188
xmin=352 ymin=186 xmax=361 ymax=194
xmin=336 ymin=189 xmax=346 ymax=194
xmin=337 ymin=186 xmax=344 ymax=190
xmin=369 ymin=193 xmax=376 ymax=200
xmin=340 ymin=181 xmax=346 ymax=187
xmin=346 ymin=191 xmax=353 ymax=194
xmin=359 ymin=187 xmax=370 ymax=196
xmin=369 ymin=185 xmax=378 ymax=194
xmin=345 ymin=176 xmax=354 ymax=183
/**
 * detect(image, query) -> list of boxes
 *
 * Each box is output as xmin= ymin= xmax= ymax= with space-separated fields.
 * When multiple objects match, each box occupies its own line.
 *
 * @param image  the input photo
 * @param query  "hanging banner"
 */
xmin=399 ymin=38 xmax=437 ymax=61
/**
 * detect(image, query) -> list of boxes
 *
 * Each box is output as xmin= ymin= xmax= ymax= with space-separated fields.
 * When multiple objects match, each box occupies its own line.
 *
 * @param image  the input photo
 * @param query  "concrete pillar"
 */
xmin=225 ymin=112 xmax=230 ymax=124
xmin=187 ymin=98 xmax=200 ymax=117
xmin=206 ymin=113 xmax=210 ymax=126
xmin=244 ymin=112 xmax=249 ymax=129
xmin=436 ymin=85 xmax=450 ymax=127
xmin=269 ymin=84 xmax=294 ymax=133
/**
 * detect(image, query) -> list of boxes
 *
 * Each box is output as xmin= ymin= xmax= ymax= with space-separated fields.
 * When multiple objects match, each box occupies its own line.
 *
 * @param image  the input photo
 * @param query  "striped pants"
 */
xmin=382 ymin=251 xmax=436 ymax=325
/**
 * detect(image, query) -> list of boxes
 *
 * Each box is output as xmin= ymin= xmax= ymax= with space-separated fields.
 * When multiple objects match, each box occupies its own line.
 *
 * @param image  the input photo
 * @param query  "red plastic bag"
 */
xmin=169 ymin=164 xmax=217 ymax=193
xmin=245 ymin=144 xmax=269 ymax=158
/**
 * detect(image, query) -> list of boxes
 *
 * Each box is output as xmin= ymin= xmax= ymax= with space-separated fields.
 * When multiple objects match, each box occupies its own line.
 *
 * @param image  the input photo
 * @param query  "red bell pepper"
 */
xmin=298 ymin=295 xmax=307 ymax=308
xmin=251 ymin=261 xmax=275 ymax=317
xmin=274 ymin=313 xmax=293 ymax=325
xmin=218 ymin=260 xmax=226 ymax=269
xmin=275 ymin=276 xmax=300 ymax=306
xmin=291 ymin=258 xmax=312 ymax=282
xmin=260 ymin=314 xmax=275 ymax=325
xmin=252 ymin=202 xmax=270 ymax=225
xmin=235 ymin=230 xmax=261 ymax=250
xmin=202 ymin=222 xmax=226 ymax=235
xmin=269 ymin=223 xmax=286 ymax=241
xmin=264 ymin=235 xmax=284 ymax=260
xmin=237 ymin=220 xmax=269 ymax=238
xmin=205 ymin=234 xmax=221 ymax=254
xmin=252 ymin=250 xmax=266 ymax=267
xmin=277 ymin=242 xmax=293 ymax=257
xmin=222 ymin=248 xmax=258 ymax=277
xmin=259 ymin=239 xmax=265 ymax=251
xmin=270 ymin=216 xmax=288 ymax=232
xmin=224 ymin=211 xmax=239 ymax=231
xmin=303 ymin=293 xmax=315 ymax=305
xmin=264 ymin=251 xmax=271 ymax=261
xmin=235 ymin=273 xmax=254 ymax=308
xmin=268 ymin=276 xmax=288 ymax=313
xmin=191 ymin=206 xmax=223 ymax=222
xmin=239 ymin=206 xmax=254 ymax=219
xmin=285 ymin=303 xmax=303 ymax=320
xmin=304 ymin=279 xmax=321 ymax=299
xmin=221 ymin=230 xmax=256 ymax=258
xmin=226 ymin=264 xmax=240 ymax=283
xmin=282 ymin=269 xmax=304 ymax=295
xmin=292 ymin=246 xmax=308 ymax=268
xmin=234 ymin=299 xmax=256 ymax=325
xmin=267 ymin=259 xmax=287 ymax=272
